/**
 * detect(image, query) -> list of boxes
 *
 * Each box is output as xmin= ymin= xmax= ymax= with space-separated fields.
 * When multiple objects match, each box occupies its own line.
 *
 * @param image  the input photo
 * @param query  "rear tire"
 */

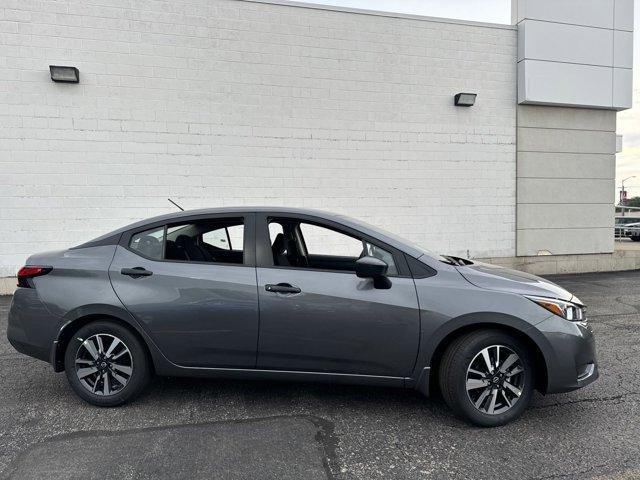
xmin=64 ymin=321 xmax=151 ymax=406
xmin=439 ymin=329 xmax=534 ymax=427
xmin=631 ymin=236 xmax=640 ymax=242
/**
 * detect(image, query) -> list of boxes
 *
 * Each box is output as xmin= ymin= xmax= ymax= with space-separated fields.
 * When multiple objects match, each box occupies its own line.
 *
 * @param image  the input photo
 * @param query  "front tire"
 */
xmin=64 ymin=321 xmax=151 ymax=406
xmin=439 ymin=329 xmax=534 ymax=427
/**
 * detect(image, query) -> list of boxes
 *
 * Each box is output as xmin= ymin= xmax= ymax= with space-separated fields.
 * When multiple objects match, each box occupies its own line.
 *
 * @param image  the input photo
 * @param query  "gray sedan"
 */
xmin=7 ymin=208 xmax=597 ymax=426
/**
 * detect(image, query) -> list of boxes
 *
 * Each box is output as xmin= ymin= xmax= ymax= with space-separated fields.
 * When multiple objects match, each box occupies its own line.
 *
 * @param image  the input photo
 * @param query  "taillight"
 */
xmin=17 ymin=265 xmax=52 ymax=288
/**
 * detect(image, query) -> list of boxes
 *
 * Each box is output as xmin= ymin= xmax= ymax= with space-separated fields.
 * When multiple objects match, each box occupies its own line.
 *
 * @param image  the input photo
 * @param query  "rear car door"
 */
xmin=255 ymin=213 xmax=421 ymax=377
xmin=109 ymin=213 xmax=259 ymax=368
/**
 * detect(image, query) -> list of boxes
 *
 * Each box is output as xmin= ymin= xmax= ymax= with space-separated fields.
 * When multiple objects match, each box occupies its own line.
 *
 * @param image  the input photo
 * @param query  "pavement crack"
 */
xmin=534 ymin=463 xmax=612 ymax=479
xmin=532 ymin=391 xmax=640 ymax=409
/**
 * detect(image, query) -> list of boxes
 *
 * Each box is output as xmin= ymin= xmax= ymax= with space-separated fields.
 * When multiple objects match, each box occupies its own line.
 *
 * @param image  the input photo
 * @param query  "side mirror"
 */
xmin=355 ymin=256 xmax=392 ymax=289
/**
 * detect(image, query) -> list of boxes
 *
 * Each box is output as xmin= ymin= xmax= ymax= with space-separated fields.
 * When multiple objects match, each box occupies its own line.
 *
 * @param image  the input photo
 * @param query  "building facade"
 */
xmin=0 ymin=0 xmax=635 ymax=286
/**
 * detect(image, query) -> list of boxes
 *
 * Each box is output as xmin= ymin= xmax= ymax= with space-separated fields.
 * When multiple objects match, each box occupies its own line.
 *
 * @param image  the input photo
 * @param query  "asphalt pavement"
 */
xmin=1 ymin=270 xmax=639 ymax=479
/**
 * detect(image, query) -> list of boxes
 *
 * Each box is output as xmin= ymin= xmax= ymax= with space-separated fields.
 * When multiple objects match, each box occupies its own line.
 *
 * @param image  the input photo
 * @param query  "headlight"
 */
xmin=526 ymin=295 xmax=586 ymax=321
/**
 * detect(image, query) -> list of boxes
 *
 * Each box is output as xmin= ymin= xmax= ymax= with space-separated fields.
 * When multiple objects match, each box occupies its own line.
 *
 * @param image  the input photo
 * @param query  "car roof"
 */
xmin=79 ymin=207 xmax=429 ymax=259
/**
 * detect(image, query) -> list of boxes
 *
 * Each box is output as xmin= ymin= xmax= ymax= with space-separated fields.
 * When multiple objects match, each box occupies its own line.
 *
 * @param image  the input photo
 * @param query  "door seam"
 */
xmin=253 ymin=266 xmax=261 ymax=369
xmin=253 ymin=212 xmax=261 ymax=369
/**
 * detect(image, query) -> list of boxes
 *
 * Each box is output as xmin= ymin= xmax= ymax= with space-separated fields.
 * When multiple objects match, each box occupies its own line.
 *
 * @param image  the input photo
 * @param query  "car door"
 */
xmin=255 ymin=213 xmax=421 ymax=378
xmin=109 ymin=213 xmax=259 ymax=368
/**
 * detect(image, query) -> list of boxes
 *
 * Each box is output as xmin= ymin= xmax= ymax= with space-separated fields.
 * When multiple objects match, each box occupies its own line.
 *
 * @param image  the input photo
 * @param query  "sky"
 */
xmin=303 ymin=0 xmax=640 ymax=199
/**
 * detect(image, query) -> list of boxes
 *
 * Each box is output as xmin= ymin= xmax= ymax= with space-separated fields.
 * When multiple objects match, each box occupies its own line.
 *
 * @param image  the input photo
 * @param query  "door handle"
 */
xmin=265 ymin=283 xmax=301 ymax=294
xmin=121 ymin=267 xmax=153 ymax=278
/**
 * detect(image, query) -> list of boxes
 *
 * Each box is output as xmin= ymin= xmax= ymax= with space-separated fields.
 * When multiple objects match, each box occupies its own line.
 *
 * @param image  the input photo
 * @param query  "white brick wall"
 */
xmin=0 ymin=0 xmax=517 ymax=277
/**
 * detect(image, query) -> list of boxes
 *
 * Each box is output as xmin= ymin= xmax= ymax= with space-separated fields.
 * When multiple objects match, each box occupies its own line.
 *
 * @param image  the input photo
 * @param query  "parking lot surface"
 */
xmin=1 ymin=270 xmax=639 ymax=479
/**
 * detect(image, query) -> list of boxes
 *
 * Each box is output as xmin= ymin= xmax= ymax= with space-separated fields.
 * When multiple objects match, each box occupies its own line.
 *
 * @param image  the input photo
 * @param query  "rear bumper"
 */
xmin=537 ymin=316 xmax=599 ymax=394
xmin=6 ymin=288 xmax=60 ymax=365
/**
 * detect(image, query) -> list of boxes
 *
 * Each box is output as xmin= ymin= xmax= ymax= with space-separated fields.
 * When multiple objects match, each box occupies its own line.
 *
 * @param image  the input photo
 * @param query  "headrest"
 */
xmin=272 ymin=233 xmax=287 ymax=253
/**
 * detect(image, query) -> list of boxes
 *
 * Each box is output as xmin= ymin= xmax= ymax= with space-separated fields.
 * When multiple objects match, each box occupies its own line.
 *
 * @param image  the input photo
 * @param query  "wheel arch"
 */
xmin=414 ymin=313 xmax=554 ymax=397
xmin=52 ymin=304 xmax=158 ymax=373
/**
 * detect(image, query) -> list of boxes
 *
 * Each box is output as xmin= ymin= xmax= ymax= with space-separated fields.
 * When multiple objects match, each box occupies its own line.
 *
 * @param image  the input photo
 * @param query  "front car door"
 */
xmin=109 ymin=213 xmax=259 ymax=368
xmin=255 ymin=213 xmax=421 ymax=378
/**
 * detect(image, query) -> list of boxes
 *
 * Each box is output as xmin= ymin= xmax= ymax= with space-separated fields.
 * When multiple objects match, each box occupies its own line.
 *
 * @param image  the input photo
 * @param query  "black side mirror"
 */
xmin=355 ymin=256 xmax=392 ymax=289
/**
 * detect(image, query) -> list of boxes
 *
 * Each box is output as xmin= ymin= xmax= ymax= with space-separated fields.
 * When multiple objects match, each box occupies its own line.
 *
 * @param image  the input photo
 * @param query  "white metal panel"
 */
xmin=519 ymin=60 xmax=613 ymax=107
xmin=516 ymin=0 xmax=633 ymax=110
xmin=517 ymin=0 xmax=614 ymax=29
xmin=613 ymin=67 xmax=633 ymax=109
xmin=511 ymin=0 xmax=521 ymax=24
xmin=614 ymin=0 xmax=635 ymax=31
xmin=614 ymin=30 xmax=634 ymax=68
xmin=518 ymin=19 xmax=613 ymax=66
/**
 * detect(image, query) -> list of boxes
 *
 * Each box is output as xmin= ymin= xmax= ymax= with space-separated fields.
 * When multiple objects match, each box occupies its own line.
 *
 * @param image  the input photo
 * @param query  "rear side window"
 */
xmin=129 ymin=227 xmax=165 ymax=260
xmin=202 ymin=224 xmax=244 ymax=251
xmin=165 ymin=218 xmax=244 ymax=264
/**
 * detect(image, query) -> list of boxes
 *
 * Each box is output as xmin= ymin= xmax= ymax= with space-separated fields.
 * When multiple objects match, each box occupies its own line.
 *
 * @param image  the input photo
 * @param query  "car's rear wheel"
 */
xmin=439 ymin=329 xmax=534 ymax=427
xmin=631 ymin=236 xmax=640 ymax=242
xmin=64 ymin=321 xmax=151 ymax=406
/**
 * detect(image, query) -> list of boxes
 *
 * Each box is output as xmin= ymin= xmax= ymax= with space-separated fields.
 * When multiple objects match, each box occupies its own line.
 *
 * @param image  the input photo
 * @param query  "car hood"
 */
xmin=455 ymin=261 xmax=575 ymax=302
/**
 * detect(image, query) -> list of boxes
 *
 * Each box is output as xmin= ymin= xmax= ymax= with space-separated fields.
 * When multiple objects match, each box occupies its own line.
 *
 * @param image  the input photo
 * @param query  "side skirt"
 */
xmin=155 ymin=363 xmax=409 ymax=389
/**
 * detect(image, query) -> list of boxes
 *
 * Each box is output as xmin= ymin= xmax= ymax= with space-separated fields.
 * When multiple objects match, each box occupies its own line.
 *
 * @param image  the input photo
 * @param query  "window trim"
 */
xmin=255 ymin=213 xmax=410 ymax=277
xmin=119 ymin=213 xmax=256 ymax=267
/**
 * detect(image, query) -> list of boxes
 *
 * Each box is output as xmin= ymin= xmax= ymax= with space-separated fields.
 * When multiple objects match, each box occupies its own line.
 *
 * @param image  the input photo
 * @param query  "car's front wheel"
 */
xmin=439 ymin=329 xmax=534 ymax=427
xmin=64 ymin=321 xmax=151 ymax=406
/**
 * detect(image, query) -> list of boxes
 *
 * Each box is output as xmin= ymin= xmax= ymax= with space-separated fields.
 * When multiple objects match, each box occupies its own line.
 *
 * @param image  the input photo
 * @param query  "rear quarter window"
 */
xmin=129 ymin=227 xmax=164 ymax=260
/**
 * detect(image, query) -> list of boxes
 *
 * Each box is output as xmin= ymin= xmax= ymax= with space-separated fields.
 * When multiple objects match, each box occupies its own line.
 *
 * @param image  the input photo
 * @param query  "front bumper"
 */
xmin=536 ymin=315 xmax=599 ymax=394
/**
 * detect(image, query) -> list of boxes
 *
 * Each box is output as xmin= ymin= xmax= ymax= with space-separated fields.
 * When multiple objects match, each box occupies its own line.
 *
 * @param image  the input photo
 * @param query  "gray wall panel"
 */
xmin=517 ymin=105 xmax=616 ymax=130
xmin=517 ymin=203 xmax=613 ymax=229
xmin=517 ymin=128 xmax=617 ymax=154
xmin=517 ymin=178 xmax=614 ymax=204
xmin=517 ymin=152 xmax=615 ymax=179
xmin=517 ymin=228 xmax=613 ymax=256
xmin=516 ymin=105 xmax=616 ymax=256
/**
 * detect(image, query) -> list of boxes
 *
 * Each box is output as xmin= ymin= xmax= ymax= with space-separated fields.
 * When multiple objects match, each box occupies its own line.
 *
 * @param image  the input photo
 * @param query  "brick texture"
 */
xmin=0 ymin=0 xmax=517 ymax=276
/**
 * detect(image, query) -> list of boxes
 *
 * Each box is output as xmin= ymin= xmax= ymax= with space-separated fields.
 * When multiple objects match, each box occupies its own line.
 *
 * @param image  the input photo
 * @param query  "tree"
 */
xmin=625 ymin=196 xmax=640 ymax=208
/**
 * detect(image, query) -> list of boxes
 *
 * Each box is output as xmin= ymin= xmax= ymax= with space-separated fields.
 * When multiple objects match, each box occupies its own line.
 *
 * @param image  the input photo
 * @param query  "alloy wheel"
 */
xmin=465 ymin=344 xmax=525 ymax=415
xmin=75 ymin=333 xmax=133 ymax=396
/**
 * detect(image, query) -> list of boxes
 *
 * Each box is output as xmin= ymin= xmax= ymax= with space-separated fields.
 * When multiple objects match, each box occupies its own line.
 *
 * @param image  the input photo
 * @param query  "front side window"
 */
xmin=129 ymin=227 xmax=165 ymax=260
xmin=299 ymin=223 xmax=363 ymax=257
xmin=268 ymin=218 xmax=397 ymax=275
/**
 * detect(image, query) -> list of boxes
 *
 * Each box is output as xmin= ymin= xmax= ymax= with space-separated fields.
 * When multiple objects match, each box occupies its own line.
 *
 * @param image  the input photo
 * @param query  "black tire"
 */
xmin=439 ymin=329 xmax=534 ymax=427
xmin=64 ymin=321 xmax=151 ymax=407
xmin=631 ymin=236 xmax=640 ymax=242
